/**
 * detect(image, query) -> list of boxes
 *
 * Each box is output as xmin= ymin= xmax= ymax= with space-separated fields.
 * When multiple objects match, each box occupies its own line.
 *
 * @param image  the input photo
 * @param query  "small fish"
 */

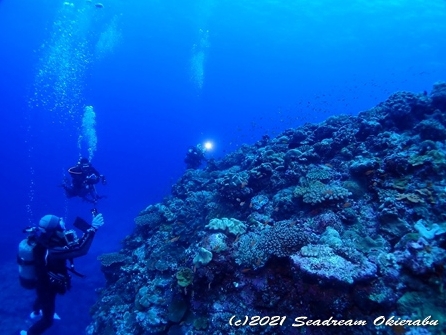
xmin=168 ymin=236 xmax=180 ymax=243
xmin=95 ymin=2 xmax=104 ymax=8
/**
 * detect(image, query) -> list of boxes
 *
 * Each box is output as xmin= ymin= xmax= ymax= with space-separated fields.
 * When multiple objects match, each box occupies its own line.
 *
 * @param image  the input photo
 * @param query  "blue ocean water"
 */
xmin=0 ymin=0 xmax=445 ymax=334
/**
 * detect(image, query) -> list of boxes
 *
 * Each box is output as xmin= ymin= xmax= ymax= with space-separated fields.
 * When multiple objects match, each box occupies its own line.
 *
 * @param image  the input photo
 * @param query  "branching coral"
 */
xmin=395 ymin=193 xmax=424 ymax=203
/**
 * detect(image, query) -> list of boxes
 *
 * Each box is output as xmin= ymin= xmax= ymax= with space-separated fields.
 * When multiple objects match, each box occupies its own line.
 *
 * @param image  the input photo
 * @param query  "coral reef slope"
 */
xmin=88 ymin=82 xmax=446 ymax=335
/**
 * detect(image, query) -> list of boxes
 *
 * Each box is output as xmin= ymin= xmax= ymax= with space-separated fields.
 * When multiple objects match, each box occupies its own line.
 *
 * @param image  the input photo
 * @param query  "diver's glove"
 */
xmin=86 ymin=174 xmax=99 ymax=183
xmin=91 ymin=213 xmax=104 ymax=230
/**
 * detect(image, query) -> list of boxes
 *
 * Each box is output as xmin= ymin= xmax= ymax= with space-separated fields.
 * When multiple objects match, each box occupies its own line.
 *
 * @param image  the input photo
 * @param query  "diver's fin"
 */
xmin=29 ymin=311 xmax=61 ymax=320
xmin=30 ymin=311 xmax=40 ymax=319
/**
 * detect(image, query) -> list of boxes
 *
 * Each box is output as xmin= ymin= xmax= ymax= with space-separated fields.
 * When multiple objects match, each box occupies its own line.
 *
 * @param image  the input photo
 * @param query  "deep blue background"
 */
xmin=1 ymin=0 xmax=445 ymax=333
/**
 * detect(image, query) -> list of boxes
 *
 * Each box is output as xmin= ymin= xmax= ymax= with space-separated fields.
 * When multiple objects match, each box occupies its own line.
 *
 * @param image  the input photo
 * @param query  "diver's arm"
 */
xmin=48 ymin=229 xmax=96 ymax=260
xmin=91 ymin=166 xmax=101 ymax=179
xmin=92 ymin=166 xmax=100 ymax=175
xmin=84 ymin=166 xmax=102 ymax=184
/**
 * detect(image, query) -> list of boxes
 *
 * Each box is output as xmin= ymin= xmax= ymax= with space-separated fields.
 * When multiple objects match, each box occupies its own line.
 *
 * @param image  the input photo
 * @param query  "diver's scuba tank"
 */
xmin=17 ymin=237 xmax=37 ymax=289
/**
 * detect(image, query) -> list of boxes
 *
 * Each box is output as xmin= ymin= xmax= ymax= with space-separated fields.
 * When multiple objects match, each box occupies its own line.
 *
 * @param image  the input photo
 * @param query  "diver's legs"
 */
xmin=27 ymin=286 xmax=57 ymax=335
xmin=62 ymin=184 xmax=76 ymax=198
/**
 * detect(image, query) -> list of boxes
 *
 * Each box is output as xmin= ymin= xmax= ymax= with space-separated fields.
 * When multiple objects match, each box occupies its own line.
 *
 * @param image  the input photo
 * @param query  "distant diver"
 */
xmin=62 ymin=157 xmax=107 ymax=204
xmin=184 ymin=144 xmax=207 ymax=169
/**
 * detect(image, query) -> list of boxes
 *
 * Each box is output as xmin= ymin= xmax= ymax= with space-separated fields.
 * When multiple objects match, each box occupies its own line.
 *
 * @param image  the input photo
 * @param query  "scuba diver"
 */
xmin=184 ymin=144 xmax=207 ymax=169
xmin=18 ymin=213 xmax=105 ymax=335
xmin=62 ymin=158 xmax=107 ymax=204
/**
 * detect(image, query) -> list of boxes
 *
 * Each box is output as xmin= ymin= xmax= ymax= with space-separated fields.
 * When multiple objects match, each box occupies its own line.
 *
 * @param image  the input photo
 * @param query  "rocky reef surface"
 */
xmin=88 ymin=82 xmax=446 ymax=335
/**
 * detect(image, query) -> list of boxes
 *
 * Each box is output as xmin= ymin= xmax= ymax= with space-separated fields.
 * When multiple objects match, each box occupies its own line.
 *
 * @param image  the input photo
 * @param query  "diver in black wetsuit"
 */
xmin=62 ymin=158 xmax=107 ymax=203
xmin=184 ymin=144 xmax=207 ymax=169
xmin=20 ymin=213 xmax=104 ymax=335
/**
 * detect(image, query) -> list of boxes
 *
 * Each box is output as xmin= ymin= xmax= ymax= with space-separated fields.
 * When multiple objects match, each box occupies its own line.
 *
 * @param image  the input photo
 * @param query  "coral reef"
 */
xmin=88 ymin=83 xmax=446 ymax=335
